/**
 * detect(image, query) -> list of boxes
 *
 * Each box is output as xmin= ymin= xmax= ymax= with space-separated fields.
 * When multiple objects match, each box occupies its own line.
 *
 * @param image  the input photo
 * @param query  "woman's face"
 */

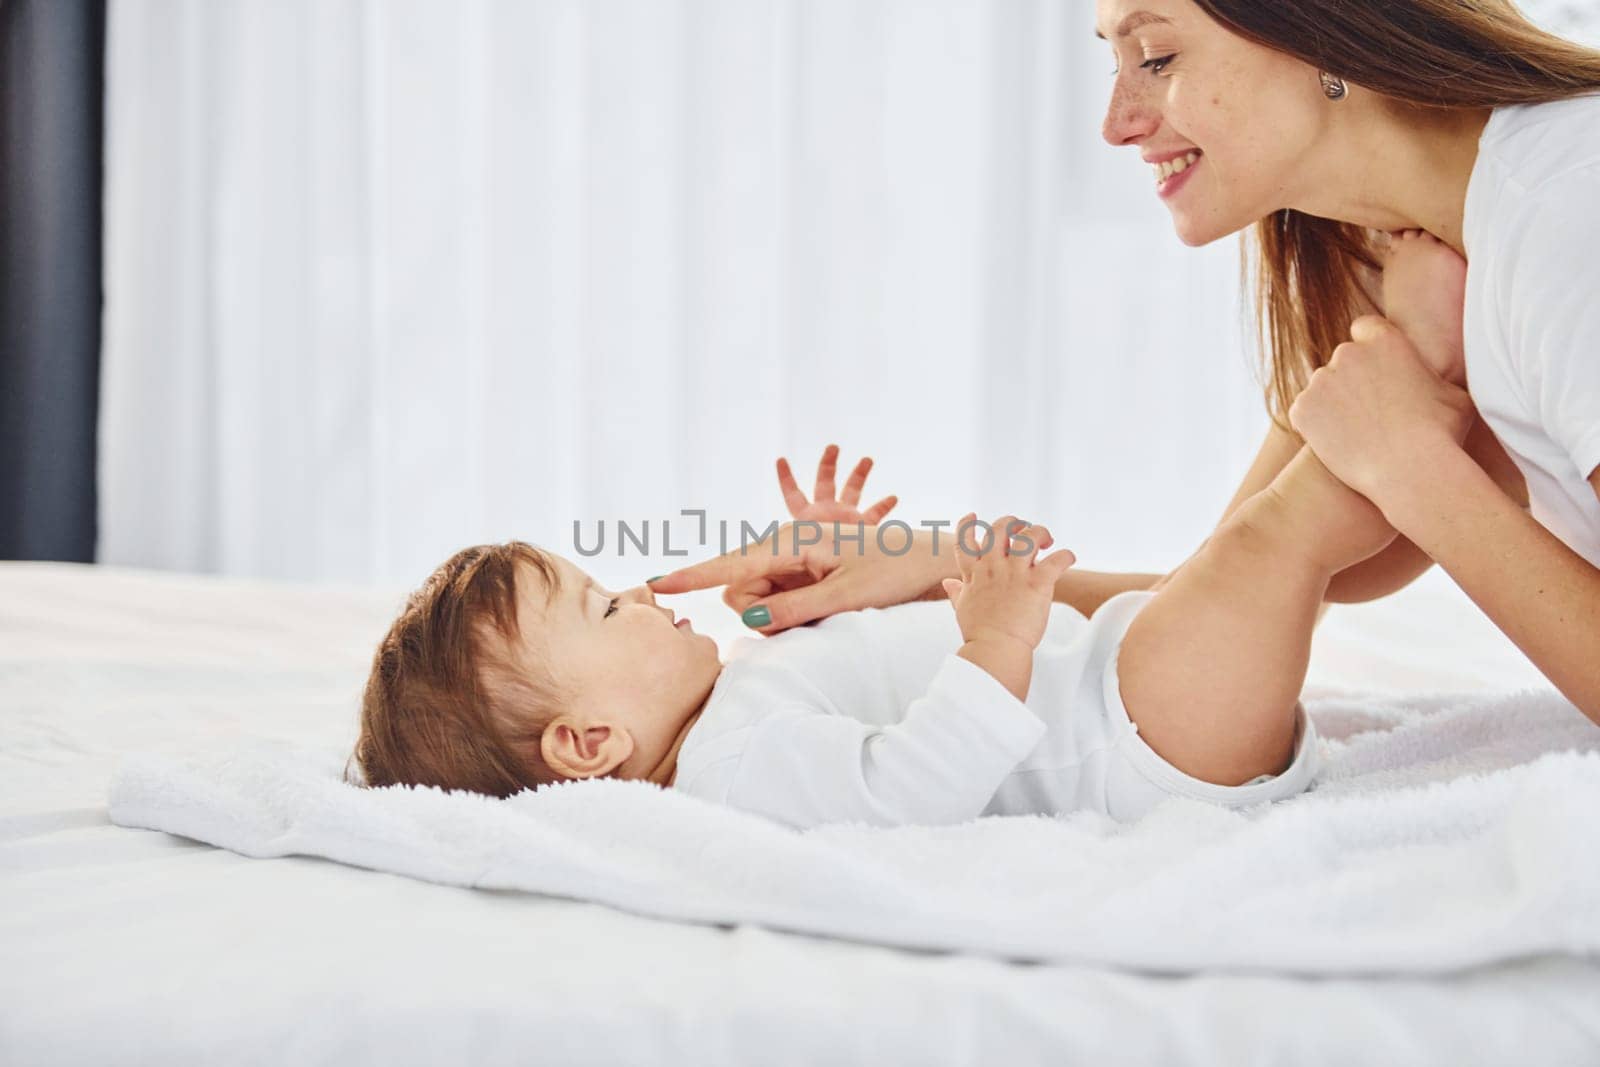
xmin=1096 ymin=0 xmax=1333 ymax=246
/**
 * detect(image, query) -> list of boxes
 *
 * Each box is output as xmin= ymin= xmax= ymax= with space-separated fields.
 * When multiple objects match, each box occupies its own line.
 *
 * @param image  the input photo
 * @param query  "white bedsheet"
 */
xmin=4 ymin=561 xmax=1599 ymax=1065
xmin=109 ymin=697 xmax=1600 ymax=975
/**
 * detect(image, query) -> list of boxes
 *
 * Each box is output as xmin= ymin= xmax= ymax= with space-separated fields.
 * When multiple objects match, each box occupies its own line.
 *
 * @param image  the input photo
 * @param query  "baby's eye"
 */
xmin=1140 ymin=53 xmax=1176 ymax=75
xmin=604 ymin=597 xmax=618 ymax=619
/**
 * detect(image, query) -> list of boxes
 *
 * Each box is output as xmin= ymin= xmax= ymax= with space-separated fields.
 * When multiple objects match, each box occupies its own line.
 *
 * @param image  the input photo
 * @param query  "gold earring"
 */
xmin=1319 ymin=70 xmax=1348 ymax=100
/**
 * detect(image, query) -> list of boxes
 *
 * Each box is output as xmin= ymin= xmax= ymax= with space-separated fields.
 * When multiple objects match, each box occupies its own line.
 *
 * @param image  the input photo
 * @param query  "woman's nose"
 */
xmin=1101 ymin=80 xmax=1160 ymax=147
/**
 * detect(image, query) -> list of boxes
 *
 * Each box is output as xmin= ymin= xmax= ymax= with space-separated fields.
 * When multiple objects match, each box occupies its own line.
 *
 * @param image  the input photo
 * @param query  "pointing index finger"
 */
xmin=646 ymin=545 xmax=787 ymax=595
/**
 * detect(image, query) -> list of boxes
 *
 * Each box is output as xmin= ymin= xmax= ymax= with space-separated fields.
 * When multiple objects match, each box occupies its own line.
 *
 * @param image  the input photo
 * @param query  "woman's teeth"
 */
xmin=1152 ymin=150 xmax=1201 ymax=184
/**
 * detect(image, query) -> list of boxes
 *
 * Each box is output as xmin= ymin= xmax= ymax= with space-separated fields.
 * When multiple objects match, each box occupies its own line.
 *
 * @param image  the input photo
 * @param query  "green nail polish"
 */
xmin=646 ymin=574 xmax=665 ymax=584
xmin=742 ymin=605 xmax=771 ymax=628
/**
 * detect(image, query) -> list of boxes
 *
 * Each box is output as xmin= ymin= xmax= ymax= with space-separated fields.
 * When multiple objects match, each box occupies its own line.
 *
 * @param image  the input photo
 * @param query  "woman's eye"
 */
xmin=1140 ymin=53 xmax=1176 ymax=75
xmin=604 ymin=597 xmax=618 ymax=619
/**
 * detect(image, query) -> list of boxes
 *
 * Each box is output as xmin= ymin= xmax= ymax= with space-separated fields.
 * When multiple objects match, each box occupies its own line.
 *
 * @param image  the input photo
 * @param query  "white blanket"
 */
xmin=109 ymin=684 xmax=1600 ymax=977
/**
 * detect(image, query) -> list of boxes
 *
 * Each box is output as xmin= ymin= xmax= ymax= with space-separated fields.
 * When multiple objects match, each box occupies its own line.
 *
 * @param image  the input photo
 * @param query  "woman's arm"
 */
xmin=1322 ymin=536 xmax=1433 ymax=603
xmin=1286 ymin=304 xmax=1600 ymax=725
xmin=1049 ymin=568 xmax=1166 ymax=616
xmin=1381 ymin=446 xmax=1600 ymax=725
xmin=651 ymin=523 xmax=961 ymax=632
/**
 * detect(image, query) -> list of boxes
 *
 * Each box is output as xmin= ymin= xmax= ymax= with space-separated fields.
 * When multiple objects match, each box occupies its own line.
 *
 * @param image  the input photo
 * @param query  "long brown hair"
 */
xmin=352 ymin=541 xmax=570 ymax=798
xmin=1189 ymin=0 xmax=1600 ymax=427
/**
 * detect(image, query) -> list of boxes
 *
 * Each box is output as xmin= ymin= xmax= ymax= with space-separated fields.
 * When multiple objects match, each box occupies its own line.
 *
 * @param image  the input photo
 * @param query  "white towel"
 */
xmin=108 ymin=685 xmax=1600 ymax=976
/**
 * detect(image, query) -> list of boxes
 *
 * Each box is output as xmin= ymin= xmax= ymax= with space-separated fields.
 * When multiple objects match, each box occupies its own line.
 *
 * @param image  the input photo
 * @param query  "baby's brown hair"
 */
xmin=351 ymin=541 xmax=570 ymax=798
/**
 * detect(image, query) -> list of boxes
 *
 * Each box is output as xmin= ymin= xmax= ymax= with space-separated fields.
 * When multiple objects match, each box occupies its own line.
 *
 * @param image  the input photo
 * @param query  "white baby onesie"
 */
xmin=672 ymin=593 xmax=1318 ymax=830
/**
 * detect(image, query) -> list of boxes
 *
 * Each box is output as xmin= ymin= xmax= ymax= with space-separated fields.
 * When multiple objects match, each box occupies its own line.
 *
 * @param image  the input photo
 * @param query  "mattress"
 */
xmin=2 ymin=561 xmax=1597 ymax=1066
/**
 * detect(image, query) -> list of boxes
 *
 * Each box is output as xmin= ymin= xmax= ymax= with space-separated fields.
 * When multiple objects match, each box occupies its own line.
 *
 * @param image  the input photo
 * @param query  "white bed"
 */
xmin=3 ymin=560 xmax=1597 ymax=1066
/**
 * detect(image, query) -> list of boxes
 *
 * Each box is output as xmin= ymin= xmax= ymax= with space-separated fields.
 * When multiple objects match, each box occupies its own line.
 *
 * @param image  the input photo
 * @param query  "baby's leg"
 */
xmin=1381 ymin=229 xmax=1468 ymax=386
xmin=1113 ymin=446 xmax=1396 ymax=785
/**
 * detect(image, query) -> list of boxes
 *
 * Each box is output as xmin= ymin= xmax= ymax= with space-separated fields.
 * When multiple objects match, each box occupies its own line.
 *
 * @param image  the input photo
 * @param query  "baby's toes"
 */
xmin=1388 ymin=231 xmax=1463 ymax=277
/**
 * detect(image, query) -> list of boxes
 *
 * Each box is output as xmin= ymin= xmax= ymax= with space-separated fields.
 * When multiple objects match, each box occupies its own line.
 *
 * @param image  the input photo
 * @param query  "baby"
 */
xmin=353 ymin=514 xmax=1320 ymax=827
xmin=353 ymin=231 xmax=1469 ymax=829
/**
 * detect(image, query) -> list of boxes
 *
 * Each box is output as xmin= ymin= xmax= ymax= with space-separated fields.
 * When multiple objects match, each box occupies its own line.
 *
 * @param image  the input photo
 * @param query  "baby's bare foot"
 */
xmin=1381 ymin=229 xmax=1467 ymax=386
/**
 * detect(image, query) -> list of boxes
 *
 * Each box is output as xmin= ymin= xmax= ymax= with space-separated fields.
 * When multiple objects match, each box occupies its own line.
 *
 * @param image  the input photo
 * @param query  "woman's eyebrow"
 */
xmin=1094 ymin=11 xmax=1172 ymax=41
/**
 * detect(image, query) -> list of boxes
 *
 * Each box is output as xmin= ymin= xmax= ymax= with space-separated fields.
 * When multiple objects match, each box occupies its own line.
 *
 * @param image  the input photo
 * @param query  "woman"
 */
xmin=650 ymin=0 xmax=1600 ymax=784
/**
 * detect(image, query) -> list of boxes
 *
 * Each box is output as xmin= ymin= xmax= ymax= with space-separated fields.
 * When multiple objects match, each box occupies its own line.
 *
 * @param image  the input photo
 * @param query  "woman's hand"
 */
xmin=776 ymin=444 xmax=898 ymax=525
xmin=648 ymin=521 xmax=957 ymax=634
xmin=1288 ymin=314 xmax=1476 ymax=514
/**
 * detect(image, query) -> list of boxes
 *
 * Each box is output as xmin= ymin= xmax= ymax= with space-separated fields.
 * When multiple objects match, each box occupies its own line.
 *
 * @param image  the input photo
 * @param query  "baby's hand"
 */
xmin=941 ymin=512 xmax=1077 ymax=653
xmin=775 ymin=444 xmax=898 ymax=526
xmin=1379 ymin=229 xmax=1468 ymax=387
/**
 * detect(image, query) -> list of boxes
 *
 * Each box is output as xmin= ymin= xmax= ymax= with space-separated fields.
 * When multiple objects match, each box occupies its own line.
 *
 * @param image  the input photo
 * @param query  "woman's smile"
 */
xmin=1155 ymin=151 xmax=1202 ymax=199
xmin=1145 ymin=147 xmax=1203 ymax=199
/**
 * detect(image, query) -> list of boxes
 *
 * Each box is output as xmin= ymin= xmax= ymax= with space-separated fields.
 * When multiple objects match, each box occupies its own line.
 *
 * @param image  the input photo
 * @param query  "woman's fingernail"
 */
xmin=742 ymin=605 xmax=771 ymax=628
xmin=646 ymin=575 xmax=665 ymax=584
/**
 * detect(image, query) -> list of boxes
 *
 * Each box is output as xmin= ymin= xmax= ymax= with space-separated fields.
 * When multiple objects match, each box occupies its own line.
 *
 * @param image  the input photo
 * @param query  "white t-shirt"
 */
xmin=672 ymin=596 xmax=1319 ymax=829
xmin=1463 ymin=94 xmax=1600 ymax=567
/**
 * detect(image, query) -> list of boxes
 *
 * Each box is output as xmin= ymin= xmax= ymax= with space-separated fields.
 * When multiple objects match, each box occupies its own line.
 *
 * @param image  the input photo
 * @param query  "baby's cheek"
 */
xmin=650 ymin=632 xmax=696 ymax=673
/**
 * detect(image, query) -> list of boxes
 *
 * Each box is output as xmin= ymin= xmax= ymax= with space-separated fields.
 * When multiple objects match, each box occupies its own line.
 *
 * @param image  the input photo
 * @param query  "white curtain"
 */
xmin=1535 ymin=0 xmax=1600 ymax=42
xmin=101 ymin=0 xmax=1284 ymax=587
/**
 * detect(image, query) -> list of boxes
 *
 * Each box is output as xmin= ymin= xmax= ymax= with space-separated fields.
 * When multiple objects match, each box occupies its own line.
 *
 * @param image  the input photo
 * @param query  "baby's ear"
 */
xmin=541 ymin=717 xmax=634 ymax=780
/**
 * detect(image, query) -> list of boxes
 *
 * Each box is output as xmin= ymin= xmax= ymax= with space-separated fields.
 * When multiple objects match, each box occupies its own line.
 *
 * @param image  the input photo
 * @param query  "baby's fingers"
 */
xmin=950 ymin=513 xmax=975 ymax=580
xmin=1009 ymin=522 xmax=1052 ymax=560
xmin=986 ymin=514 xmax=1022 ymax=561
xmin=861 ymin=494 xmax=898 ymax=525
xmin=1035 ymin=547 xmax=1078 ymax=580
xmin=775 ymin=457 xmax=809 ymax=516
